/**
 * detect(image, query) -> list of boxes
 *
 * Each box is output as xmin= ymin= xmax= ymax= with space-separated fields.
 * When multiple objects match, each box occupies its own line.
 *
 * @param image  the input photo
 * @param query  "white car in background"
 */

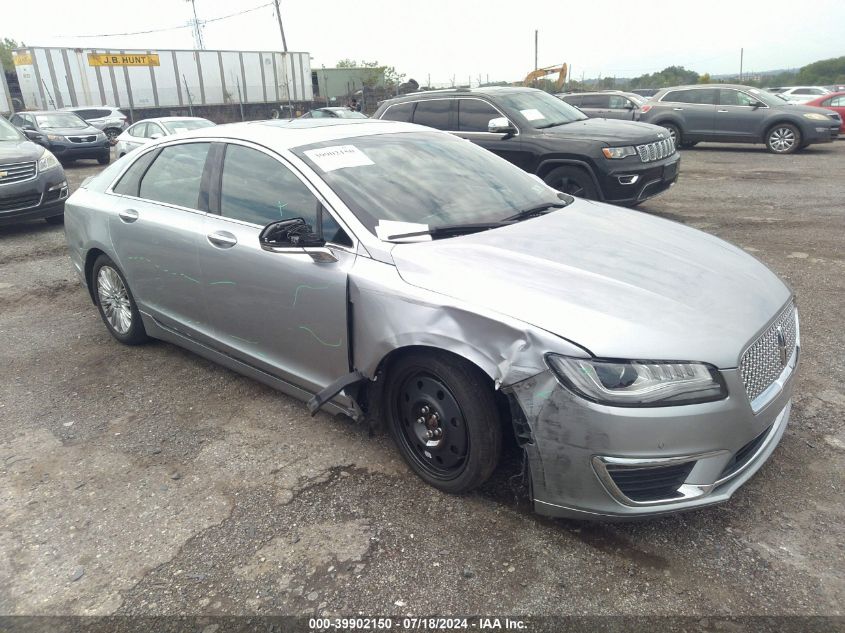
xmin=768 ymin=86 xmax=831 ymax=104
xmin=114 ymin=117 xmax=215 ymax=157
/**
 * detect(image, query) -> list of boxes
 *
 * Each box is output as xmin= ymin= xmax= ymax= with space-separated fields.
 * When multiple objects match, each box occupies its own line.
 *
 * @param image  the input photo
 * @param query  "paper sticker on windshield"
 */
xmin=304 ymin=145 xmax=374 ymax=172
xmin=520 ymin=108 xmax=545 ymax=121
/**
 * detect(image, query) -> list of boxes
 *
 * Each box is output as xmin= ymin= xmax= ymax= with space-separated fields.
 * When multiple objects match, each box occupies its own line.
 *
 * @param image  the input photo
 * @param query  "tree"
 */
xmin=797 ymin=56 xmax=845 ymax=84
xmin=629 ymin=66 xmax=699 ymax=89
xmin=1 ymin=38 xmax=24 ymax=74
xmin=698 ymin=73 xmax=711 ymax=84
xmin=334 ymin=59 xmax=405 ymax=89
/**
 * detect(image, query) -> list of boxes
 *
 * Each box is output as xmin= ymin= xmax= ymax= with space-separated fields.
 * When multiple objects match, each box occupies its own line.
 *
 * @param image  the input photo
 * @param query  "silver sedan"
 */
xmin=64 ymin=119 xmax=798 ymax=519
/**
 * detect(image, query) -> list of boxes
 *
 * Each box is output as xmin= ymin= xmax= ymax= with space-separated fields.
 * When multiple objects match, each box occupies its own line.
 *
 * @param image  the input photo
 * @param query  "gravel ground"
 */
xmin=1 ymin=143 xmax=843 ymax=618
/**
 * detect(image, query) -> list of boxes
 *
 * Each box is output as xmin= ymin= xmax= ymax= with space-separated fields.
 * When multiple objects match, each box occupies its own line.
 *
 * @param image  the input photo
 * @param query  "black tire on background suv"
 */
xmin=542 ymin=166 xmax=599 ymax=199
xmin=661 ymin=122 xmax=682 ymax=148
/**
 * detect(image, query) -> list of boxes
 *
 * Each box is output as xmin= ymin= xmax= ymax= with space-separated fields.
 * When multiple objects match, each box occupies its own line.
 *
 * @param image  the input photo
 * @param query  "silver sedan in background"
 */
xmin=114 ymin=116 xmax=215 ymax=157
xmin=64 ymin=119 xmax=798 ymax=519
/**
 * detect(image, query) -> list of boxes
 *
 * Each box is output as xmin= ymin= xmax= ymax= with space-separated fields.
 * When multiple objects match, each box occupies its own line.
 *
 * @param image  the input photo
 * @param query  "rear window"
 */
xmin=662 ymin=89 xmax=716 ymax=105
xmin=138 ymin=142 xmax=210 ymax=209
xmin=580 ymin=94 xmax=610 ymax=108
xmin=380 ymin=102 xmax=414 ymax=122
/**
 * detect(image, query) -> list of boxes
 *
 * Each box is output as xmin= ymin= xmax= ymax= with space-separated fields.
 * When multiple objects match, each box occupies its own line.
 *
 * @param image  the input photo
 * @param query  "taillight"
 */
xmin=640 ymin=104 xmax=653 ymax=113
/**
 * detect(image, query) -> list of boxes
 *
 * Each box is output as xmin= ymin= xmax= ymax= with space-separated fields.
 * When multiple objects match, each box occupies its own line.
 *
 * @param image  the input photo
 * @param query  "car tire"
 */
xmin=384 ymin=351 xmax=502 ymax=494
xmin=661 ymin=123 xmax=682 ymax=148
xmin=44 ymin=214 xmax=64 ymax=225
xmin=97 ymin=153 xmax=111 ymax=165
xmin=766 ymin=123 xmax=801 ymax=154
xmin=542 ymin=166 xmax=599 ymax=199
xmin=92 ymin=254 xmax=149 ymax=346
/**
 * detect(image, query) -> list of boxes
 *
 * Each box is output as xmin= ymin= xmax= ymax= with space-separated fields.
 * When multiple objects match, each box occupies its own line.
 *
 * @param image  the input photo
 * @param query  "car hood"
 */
xmin=780 ymin=103 xmax=840 ymax=116
xmin=42 ymin=126 xmax=102 ymax=136
xmin=541 ymin=118 xmax=666 ymax=144
xmin=390 ymin=201 xmax=791 ymax=369
xmin=0 ymin=138 xmax=45 ymax=161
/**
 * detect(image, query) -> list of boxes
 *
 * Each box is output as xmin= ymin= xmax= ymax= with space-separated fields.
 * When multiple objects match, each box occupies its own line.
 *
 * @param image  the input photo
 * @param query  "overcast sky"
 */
xmin=5 ymin=0 xmax=844 ymax=86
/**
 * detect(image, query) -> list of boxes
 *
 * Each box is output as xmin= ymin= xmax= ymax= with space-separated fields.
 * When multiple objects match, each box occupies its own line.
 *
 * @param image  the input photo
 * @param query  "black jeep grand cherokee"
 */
xmin=374 ymin=87 xmax=680 ymax=205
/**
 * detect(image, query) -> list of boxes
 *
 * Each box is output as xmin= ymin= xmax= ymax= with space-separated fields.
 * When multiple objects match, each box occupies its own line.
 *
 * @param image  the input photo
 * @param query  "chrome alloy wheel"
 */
xmin=97 ymin=266 xmax=132 ymax=334
xmin=769 ymin=127 xmax=796 ymax=153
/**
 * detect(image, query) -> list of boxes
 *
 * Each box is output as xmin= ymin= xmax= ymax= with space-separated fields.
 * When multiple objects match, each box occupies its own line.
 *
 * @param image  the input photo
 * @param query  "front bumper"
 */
xmin=600 ymin=152 xmax=680 ymax=205
xmin=505 ymin=356 xmax=796 ymax=520
xmin=802 ymin=122 xmax=840 ymax=144
xmin=0 ymin=169 xmax=68 ymax=224
xmin=48 ymin=139 xmax=111 ymax=160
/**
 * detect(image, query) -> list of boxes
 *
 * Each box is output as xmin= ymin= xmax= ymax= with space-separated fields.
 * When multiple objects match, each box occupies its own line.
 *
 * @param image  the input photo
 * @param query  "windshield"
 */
xmin=0 ymin=117 xmax=24 ymax=141
xmin=35 ymin=113 xmax=88 ymax=129
xmin=745 ymin=88 xmax=790 ymax=107
xmin=293 ymin=131 xmax=562 ymax=235
xmin=162 ymin=119 xmax=215 ymax=134
xmin=498 ymin=90 xmax=587 ymax=128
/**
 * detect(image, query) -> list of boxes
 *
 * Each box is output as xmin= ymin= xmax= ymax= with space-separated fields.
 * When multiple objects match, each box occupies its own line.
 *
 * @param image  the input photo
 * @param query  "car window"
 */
xmin=719 ymin=89 xmax=757 ymax=106
xmin=220 ymin=144 xmax=317 ymax=226
xmin=458 ymin=99 xmax=501 ymax=132
xmin=663 ymin=89 xmax=716 ymax=105
xmin=581 ymin=94 xmax=610 ymax=108
xmin=147 ymin=123 xmax=165 ymax=138
xmin=129 ymin=123 xmax=147 ymax=137
xmin=608 ymin=95 xmax=630 ymax=109
xmin=559 ymin=95 xmax=581 ymax=107
xmin=10 ymin=114 xmax=23 ymax=126
xmin=0 ymin=116 xmax=24 ymax=140
xmin=94 ymin=109 xmax=112 ymax=118
xmin=161 ymin=119 xmax=214 ymax=134
xmin=73 ymin=109 xmax=95 ymax=119
xmin=218 ymin=144 xmax=352 ymax=244
xmin=381 ymin=102 xmax=414 ymax=122
xmin=413 ymin=100 xmax=452 ymax=129
xmin=112 ymin=149 xmax=160 ymax=196
xmin=829 ymin=96 xmax=845 ymax=107
xmin=138 ymin=143 xmax=210 ymax=210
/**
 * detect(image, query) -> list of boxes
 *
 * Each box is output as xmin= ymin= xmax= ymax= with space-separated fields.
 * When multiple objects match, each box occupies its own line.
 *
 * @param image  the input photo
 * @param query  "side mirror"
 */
xmin=21 ymin=123 xmax=35 ymax=131
xmin=488 ymin=117 xmax=516 ymax=134
xmin=149 ymin=133 xmax=163 ymax=140
xmin=259 ymin=218 xmax=326 ymax=250
xmin=751 ymin=101 xmax=764 ymax=109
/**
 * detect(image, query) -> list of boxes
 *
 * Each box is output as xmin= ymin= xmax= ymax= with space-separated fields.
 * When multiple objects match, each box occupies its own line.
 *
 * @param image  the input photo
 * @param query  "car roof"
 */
xmin=24 ymin=110 xmax=87 ymax=115
xmin=65 ymin=105 xmax=121 ymax=110
xmin=655 ymin=84 xmax=766 ymax=92
xmin=171 ymin=118 xmax=425 ymax=150
xmin=378 ymin=86 xmax=543 ymax=105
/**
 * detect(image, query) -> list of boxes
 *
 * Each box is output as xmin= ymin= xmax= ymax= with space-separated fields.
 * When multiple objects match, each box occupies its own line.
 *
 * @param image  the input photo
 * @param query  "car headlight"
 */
xmin=37 ymin=150 xmax=60 ymax=172
xmin=546 ymin=354 xmax=727 ymax=406
xmin=803 ymin=112 xmax=830 ymax=121
xmin=96 ymin=131 xmax=107 ymax=140
xmin=602 ymin=146 xmax=637 ymax=159
xmin=46 ymin=133 xmax=66 ymax=142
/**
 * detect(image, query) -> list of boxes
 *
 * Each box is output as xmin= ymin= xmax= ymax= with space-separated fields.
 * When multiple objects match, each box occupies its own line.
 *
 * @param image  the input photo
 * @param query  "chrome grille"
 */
xmin=0 ymin=160 xmax=37 ymax=185
xmin=69 ymin=135 xmax=97 ymax=143
xmin=636 ymin=138 xmax=675 ymax=163
xmin=740 ymin=304 xmax=798 ymax=403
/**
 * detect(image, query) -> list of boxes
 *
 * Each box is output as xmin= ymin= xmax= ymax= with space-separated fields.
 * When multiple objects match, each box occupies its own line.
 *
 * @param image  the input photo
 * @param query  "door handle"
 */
xmin=207 ymin=231 xmax=237 ymax=248
xmin=673 ymin=107 xmax=684 ymax=111
xmin=118 ymin=208 xmax=139 ymax=223
xmin=717 ymin=109 xmax=729 ymax=113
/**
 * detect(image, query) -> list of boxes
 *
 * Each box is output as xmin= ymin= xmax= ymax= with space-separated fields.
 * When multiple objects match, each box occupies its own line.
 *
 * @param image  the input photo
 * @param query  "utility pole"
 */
xmin=273 ymin=0 xmax=288 ymax=52
xmin=534 ymin=30 xmax=538 ymax=73
xmin=739 ymin=48 xmax=744 ymax=82
xmin=187 ymin=0 xmax=205 ymax=49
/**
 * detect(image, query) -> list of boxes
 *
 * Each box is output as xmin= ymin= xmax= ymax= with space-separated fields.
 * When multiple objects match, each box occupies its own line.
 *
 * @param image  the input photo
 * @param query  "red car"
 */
xmin=806 ymin=91 xmax=845 ymax=134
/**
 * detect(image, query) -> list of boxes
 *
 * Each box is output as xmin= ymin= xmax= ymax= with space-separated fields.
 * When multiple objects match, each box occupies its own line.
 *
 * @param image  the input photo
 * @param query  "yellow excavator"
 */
xmin=523 ymin=64 xmax=568 ymax=90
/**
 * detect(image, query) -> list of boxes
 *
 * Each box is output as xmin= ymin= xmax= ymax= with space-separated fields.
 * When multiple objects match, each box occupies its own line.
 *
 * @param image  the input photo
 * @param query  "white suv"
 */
xmin=768 ymin=86 xmax=831 ymax=104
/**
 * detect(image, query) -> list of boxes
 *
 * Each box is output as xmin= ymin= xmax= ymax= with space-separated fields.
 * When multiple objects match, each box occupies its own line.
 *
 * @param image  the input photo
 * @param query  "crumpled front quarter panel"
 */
xmin=348 ymin=257 xmax=588 ymax=387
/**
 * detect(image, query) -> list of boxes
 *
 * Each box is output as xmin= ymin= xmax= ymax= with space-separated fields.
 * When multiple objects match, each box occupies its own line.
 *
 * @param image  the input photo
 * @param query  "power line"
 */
xmin=57 ymin=2 xmax=273 ymax=39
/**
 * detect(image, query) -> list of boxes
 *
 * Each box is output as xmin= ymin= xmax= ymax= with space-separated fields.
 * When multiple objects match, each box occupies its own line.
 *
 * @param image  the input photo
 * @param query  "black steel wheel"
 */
xmin=542 ymin=166 xmax=598 ymax=200
xmin=385 ymin=351 xmax=501 ymax=493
